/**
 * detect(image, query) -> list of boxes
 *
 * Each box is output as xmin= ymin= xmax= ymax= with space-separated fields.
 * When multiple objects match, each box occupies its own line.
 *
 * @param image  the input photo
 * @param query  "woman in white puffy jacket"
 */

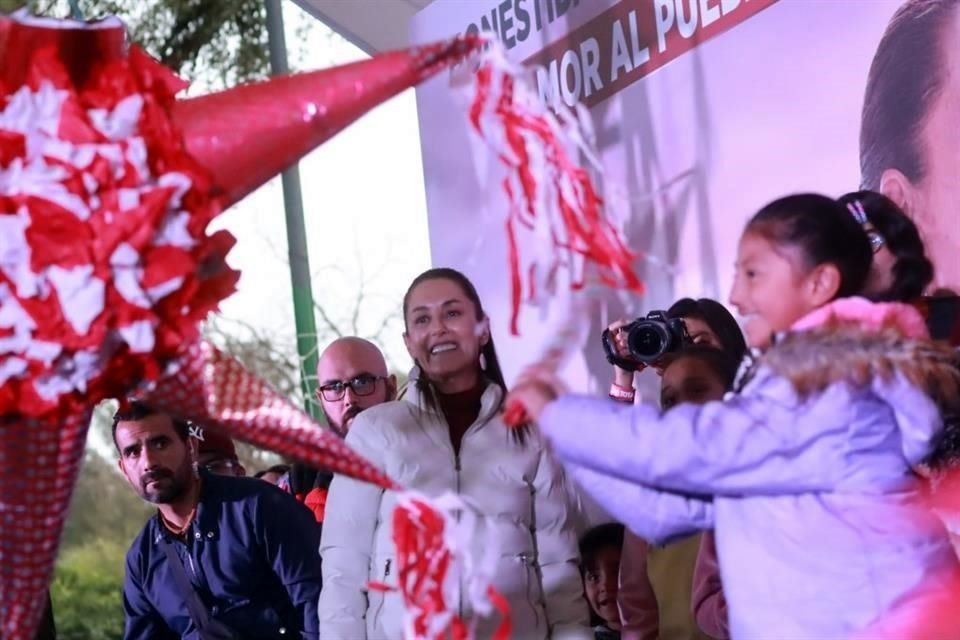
xmin=319 ymin=268 xmax=591 ymax=640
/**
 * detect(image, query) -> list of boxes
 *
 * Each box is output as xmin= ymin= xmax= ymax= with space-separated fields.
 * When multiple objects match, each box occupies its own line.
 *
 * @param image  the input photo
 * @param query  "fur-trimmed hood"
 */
xmin=745 ymin=300 xmax=960 ymax=466
xmin=762 ymin=323 xmax=960 ymax=416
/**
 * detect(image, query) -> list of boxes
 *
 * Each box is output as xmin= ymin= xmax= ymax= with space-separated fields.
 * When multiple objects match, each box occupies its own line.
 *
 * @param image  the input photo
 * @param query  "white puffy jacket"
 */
xmin=318 ymin=381 xmax=591 ymax=639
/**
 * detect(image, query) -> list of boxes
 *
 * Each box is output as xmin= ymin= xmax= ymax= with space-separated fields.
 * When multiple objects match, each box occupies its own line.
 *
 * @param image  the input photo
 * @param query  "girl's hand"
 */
xmin=507 ymin=364 xmax=568 ymax=423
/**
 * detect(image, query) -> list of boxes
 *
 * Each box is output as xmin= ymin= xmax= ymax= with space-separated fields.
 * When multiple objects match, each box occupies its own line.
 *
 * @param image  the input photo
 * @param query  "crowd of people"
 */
xmin=99 ymin=182 xmax=960 ymax=640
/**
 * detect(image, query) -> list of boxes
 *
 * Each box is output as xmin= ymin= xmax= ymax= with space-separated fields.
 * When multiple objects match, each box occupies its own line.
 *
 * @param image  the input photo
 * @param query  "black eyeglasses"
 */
xmin=200 ymin=459 xmax=240 ymax=476
xmin=316 ymin=374 xmax=386 ymax=402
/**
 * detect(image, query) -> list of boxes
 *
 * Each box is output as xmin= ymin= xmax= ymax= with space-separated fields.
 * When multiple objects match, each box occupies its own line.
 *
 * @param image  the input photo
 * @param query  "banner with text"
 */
xmin=410 ymin=0 xmax=958 ymax=390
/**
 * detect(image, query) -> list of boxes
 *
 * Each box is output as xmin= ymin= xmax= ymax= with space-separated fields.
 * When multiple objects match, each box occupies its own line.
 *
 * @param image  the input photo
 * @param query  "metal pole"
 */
xmin=265 ymin=0 xmax=322 ymax=419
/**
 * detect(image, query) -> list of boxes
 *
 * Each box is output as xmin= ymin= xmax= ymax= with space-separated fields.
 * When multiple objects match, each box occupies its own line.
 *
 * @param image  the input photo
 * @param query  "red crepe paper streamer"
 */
xmin=467 ymin=47 xmax=644 ymax=428
xmin=370 ymin=495 xmax=511 ymax=640
xmin=468 ymin=53 xmax=644 ymax=338
xmin=502 ymin=402 xmax=528 ymax=428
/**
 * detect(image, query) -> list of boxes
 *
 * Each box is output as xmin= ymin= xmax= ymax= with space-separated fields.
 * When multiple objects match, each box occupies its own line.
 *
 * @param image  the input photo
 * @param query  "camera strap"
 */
xmin=600 ymin=328 xmax=640 ymax=371
xmin=161 ymin=537 xmax=242 ymax=640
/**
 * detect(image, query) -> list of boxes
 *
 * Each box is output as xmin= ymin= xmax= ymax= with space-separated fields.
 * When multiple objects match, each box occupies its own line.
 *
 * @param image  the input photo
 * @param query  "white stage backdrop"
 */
xmin=410 ymin=0 xmax=958 ymax=391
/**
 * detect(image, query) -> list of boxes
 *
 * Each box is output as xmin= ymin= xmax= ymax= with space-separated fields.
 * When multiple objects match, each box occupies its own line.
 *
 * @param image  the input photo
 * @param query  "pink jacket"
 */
xmin=617 ymin=534 xmax=657 ymax=640
xmin=691 ymin=532 xmax=729 ymax=639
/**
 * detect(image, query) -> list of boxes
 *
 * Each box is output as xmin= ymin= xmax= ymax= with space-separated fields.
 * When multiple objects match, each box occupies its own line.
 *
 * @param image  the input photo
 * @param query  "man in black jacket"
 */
xmin=114 ymin=402 xmax=320 ymax=640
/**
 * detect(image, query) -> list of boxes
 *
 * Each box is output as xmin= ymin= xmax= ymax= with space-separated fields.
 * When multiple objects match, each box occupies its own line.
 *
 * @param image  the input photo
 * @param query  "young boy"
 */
xmin=580 ymin=523 xmax=626 ymax=640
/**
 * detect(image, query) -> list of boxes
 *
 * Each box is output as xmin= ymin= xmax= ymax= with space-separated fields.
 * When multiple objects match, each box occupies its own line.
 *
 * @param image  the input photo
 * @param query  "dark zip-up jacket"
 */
xmin=122 ymin=470 xmax=321 ymax=639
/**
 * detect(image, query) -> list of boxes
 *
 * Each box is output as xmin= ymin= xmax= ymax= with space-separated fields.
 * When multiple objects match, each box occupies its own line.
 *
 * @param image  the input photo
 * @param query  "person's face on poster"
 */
xmin=882 ymin=7 xmax=960 ymax=293
xmin=914 ymin=9 xmax=960 ymax=292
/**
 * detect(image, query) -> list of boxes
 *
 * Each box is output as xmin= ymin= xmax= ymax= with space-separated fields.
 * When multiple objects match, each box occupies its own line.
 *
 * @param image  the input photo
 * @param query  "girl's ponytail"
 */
xmin=838 ymin=190 xmax=934 ymax=302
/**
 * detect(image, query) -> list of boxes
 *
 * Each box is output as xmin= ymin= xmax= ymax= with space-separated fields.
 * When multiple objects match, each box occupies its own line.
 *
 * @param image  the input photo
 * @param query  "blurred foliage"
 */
xmin=50 ymin=538 xmax=132 ymax=640
xmin=22 ymin=0 xmax=270 ymax=89
xmin=51 ymin=452 xmax=152 ymax=639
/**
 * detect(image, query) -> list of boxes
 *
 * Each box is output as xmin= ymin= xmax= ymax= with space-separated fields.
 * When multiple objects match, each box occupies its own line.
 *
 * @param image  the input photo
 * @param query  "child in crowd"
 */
xmin=580 ymin=523 xmax=626 ymax=640
xmin=614 ymin=346 xmax=739 ymax=640
xmin=662 ymin=347 xmax=738 ymax=640
xmin=604 ymin=300 xmax=745 ymax=640
xmin=510 ymin=194 xmax=960 ymax=638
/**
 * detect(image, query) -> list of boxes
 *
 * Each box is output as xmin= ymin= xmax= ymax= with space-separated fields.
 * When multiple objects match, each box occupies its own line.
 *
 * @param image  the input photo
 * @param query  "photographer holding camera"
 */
xmin=603 ymin=298 xmax=746 ymax=640
xmin=603 ymin=299 xmax=747 ymax=403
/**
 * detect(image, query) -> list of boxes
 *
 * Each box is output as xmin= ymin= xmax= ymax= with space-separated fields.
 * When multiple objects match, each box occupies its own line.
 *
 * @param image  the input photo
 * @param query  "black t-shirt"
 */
xmin=920 ymin=295 xmax=960 ymax=345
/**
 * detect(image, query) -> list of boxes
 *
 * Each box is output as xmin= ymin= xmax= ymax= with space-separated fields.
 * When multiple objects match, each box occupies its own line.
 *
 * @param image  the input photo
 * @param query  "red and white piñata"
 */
xmin=0 ymin=14 xmax=237 ymax=420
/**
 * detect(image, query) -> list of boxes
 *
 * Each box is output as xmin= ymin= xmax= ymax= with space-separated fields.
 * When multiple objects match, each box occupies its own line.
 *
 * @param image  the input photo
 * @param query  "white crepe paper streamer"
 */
xmin=118 ymin=320 xmax=156 ymax=353
xmin=458 ymin=41 xmax=627 ymax=371
xmin=0 ymin=207 xmax=42 ymax=298
xmin=393 ymin=490 xmax=503 ymax=640
xmin=0 ymin=77 xmax=204 ymax=403
xmin=109 ymin=243 xmax=150 ymax=308
xmin=46 ymin=265 xmax=105 ymax=335
xmin=88 ymin=94 xmax=144 ymax=141
xmin=155 ymin=211 xmax=197 ymax=249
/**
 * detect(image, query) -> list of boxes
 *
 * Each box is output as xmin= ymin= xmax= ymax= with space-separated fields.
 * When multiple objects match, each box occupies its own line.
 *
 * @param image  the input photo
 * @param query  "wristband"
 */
xmin=608 ymin=383 xmax=635 ymax=402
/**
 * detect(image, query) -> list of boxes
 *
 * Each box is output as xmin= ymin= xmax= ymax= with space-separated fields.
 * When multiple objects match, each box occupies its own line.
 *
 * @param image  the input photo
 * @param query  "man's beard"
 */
xmin=140 ymin=462 xmax=193 ymax=504
xmin=329 ymin=405 xmax=364 ymax=437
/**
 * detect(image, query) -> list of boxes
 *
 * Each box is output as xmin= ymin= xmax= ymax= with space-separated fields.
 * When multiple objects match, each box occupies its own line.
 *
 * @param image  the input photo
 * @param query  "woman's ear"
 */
xmin=477 ymin=317 xmax=491 ymax=346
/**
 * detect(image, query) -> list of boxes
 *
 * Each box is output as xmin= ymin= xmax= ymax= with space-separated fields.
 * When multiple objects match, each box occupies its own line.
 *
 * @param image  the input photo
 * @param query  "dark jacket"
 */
xmin=919 ymin=295 xmax=960 ymax=345
xmin=34 ymin=592 xmax=55 ymax=640
xmin=122 ymin=470 xmax=321 ymax=639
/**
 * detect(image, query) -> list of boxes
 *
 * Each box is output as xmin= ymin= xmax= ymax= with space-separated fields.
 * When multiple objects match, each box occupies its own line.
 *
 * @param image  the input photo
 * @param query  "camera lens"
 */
xmin=628 ymin=325 xmax=667 ymax=361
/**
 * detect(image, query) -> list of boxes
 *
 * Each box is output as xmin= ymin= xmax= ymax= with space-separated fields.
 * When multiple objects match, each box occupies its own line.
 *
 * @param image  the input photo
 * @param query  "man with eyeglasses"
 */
xmin=315 ymin=337 xmax=397 ymax=436
xmin=282 ymin=337 xmax=397 ymax=524
xmin=113 ymin=401 xmax=321 ymax=640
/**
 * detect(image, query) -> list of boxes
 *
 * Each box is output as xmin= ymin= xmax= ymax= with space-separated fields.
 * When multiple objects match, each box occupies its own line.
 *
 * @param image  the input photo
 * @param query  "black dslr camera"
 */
xmin=601 ymin=310 xmax=690 ymax=370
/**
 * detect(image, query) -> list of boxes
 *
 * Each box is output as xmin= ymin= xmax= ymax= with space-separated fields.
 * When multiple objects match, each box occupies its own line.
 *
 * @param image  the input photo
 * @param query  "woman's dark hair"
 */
xmin=402 ymin=267 xmax=527 ymax=442
xmin=837 ymin=190 xmax=934 ymax=302
xmin=254 ymin=464 xmax=291 ymax=480
xmin=746 ymin=193 xmax=873 ymax=299
xmin=664 ymin=345 xmax=739 ymax=392
xmin=666 ymin=298 xmax=748 ymax=365
xmin=924 ymin=415 xmax=960 ymax=472
xmin=860 ymin=0 xmax=957 ymax=191
xmin=578 ymin=523 xmax=625 ymax=569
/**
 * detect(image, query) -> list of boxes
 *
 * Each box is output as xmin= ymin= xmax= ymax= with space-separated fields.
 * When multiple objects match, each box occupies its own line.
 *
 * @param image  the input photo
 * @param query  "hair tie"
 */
xmin=847 ymin=200 xmax=869 ymax=226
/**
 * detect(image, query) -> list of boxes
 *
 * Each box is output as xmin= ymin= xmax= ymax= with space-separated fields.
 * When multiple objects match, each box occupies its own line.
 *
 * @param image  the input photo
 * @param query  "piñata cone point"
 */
xmin=171 ymin=36 xmax=480 ymax=207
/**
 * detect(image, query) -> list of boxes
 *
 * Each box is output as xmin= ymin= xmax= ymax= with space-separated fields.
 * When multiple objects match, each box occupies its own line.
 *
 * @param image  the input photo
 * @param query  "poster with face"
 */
xmin=410 ymin=0 xmax=958 ymax=391
xmin=859 ymin=0 xmax=959 ymax=294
